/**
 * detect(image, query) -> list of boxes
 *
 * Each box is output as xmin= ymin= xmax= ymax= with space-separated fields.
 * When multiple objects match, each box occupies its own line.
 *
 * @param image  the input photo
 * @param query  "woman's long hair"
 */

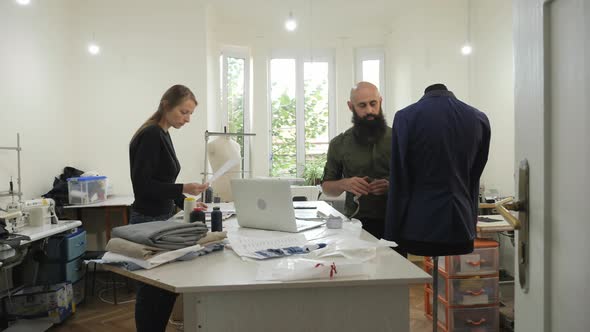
xmin=131 ymin=84 xmax=197 ymax=143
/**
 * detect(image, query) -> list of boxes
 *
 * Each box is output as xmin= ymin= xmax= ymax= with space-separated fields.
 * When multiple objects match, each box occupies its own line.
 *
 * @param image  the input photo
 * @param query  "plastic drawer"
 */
xmin=426 ymin=288 xmax=499 ymax=332
xmin=46 ymin=229 xmax=86 ymax=261
xmin=426 ymin=266 xmax=499 ymax=306
xmin=449 ymin=306 xmax=499 ymax=331
xmin=38 ymin=257 xmax=85 ymax=284
xmin=426 ymin=239 xmax=499 ymax=276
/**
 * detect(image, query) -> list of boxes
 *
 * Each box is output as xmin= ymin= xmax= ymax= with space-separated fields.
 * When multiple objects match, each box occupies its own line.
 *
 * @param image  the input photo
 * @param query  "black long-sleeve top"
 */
xmin=129 ymin=124 xmax=186 ymax=216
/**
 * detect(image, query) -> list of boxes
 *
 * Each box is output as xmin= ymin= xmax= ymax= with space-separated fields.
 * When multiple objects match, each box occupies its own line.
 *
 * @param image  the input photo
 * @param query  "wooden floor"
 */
xmin=50 ymin=272 xmax=434 ymax=332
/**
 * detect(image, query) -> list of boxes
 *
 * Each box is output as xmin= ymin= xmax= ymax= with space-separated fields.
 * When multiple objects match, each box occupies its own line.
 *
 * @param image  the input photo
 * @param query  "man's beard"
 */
xmin=351 ymin=107 xmax=387 ymax=145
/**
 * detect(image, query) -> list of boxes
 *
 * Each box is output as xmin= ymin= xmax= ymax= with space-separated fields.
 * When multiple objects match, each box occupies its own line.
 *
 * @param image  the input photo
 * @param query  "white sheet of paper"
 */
xmin=208 ymin=159 xmax=240 ymax=183
xmin=228 ymin=233 xmax=308 ymax=259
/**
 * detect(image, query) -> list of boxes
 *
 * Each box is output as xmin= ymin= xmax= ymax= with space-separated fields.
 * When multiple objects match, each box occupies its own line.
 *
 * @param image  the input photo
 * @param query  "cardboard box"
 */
xmin=4 ymin=283 xmax=74 ymax=323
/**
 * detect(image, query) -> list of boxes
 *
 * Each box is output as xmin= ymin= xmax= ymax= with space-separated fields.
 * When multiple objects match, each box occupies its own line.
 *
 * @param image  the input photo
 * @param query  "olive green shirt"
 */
xmin=322 ymin=127 xmax=392 ymax=219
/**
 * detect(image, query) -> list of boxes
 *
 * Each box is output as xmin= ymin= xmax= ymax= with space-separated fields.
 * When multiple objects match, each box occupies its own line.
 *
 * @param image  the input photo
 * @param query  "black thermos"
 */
xmin=211 ymin=207 xmax=223 ymax=232
xmin=189 ymin=207 xmax=206 ymax=224
xmin=204 ymin=187 xmax=213 ymax=203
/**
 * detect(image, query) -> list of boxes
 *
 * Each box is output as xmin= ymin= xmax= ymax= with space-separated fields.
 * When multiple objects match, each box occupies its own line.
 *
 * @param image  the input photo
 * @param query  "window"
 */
xmin=356 ymin=48 xmax=385 ymax=97
xmin=220 ymin=48 xmax=250 ymax=173
xmin=270 ymin=52 xmax=334 ymax=178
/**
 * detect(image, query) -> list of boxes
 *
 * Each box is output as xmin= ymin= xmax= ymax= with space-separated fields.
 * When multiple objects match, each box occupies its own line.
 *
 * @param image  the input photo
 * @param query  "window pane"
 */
xmin=226 ymin=57 xmax=245 ymax=167
xmin=270 ymin=59 xmax=297 ymax=177
xmin=362 ymin=59 xmax=380 ymax=90
xmin=304 ymin=62 xmax=329 ymax=173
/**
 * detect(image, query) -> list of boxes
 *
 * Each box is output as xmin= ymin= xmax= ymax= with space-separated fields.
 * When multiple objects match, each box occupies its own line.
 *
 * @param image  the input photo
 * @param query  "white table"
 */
xmin=17 ymin=220 xmax=82 ymax=244
xmin=104 ymin=201 xmax=430 ymax=332
xmin=477 ymin=214 xmax=515 ymax=234
xmin=64 ymin=195 xmax=133 ymax=241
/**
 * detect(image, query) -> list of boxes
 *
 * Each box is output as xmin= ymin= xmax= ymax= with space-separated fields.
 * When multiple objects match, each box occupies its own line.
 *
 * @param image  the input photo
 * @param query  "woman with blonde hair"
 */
xmin=129 ymin=84 xmax=208 ymax=331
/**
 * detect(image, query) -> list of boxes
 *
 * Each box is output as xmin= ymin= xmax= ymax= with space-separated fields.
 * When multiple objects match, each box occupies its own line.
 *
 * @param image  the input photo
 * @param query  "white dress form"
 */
xmin=207 ymin=136 xmax=241 ymax=202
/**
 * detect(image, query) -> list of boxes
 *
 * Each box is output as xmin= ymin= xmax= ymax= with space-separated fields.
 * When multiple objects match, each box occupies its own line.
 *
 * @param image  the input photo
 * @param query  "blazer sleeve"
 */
xmin=385 ymin=110 xmax=411 ymax=242
xmin=470 ymin=113 xmax=492 ymax=221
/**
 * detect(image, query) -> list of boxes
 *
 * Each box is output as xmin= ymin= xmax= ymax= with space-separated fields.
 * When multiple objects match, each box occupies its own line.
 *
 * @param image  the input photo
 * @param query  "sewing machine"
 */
xmin=0 ymin=198 xmax=58 ymax=233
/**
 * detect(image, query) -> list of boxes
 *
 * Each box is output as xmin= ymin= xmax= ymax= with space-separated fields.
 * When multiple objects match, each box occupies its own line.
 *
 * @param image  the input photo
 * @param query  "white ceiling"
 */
xmin=208 ymin=0 xmax=403 ymax=36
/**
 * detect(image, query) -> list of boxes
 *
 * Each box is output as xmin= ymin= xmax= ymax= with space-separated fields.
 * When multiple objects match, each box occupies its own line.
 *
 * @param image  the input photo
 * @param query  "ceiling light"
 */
xmin=285 ymin=12 xmax=297 ymax=32
xmin=88 ymin=43 xmax=100 ymax=55
xmin=461 ymin=44 xmax=472 ymax=56
xmin=16 ymin=0 xmax=31 ymax=5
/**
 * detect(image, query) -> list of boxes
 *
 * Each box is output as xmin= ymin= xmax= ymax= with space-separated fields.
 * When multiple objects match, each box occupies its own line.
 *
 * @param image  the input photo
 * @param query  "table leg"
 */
xmin=105 ymin=207 xmax=112 ymax=242
xmin=122 ymin=206 xmax=129 ymax=225
xmin=183 ymin=293 xmax=199 ymax=332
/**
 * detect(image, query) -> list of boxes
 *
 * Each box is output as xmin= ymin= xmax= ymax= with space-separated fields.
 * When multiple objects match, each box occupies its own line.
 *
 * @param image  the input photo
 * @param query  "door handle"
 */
xmin=495 ymin=197 xmax=524 ymax=229
xmin=493 ymin=160 xmax=530 ymax=293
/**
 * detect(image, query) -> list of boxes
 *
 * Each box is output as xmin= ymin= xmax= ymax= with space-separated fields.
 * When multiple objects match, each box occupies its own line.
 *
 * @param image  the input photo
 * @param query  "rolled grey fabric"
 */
xmin=111 ymin=220 xmax=208 ymax=250
xmin=105 ymin=238 xmax=165 ymax=260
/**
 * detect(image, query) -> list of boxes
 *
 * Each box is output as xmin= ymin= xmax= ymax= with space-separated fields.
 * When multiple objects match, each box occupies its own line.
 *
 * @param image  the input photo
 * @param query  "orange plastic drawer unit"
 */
xmin=425 ymin=239 xmax=499 ymax=277
xmin=425 ymin=266 xmax=499 ymax=306
xmin=425 ymin=288 xmax=500 ymax=332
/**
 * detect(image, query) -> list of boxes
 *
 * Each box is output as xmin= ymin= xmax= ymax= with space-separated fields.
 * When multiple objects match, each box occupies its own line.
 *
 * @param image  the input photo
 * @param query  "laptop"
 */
xmin=231 ymin=179 xmax=326 ymax=232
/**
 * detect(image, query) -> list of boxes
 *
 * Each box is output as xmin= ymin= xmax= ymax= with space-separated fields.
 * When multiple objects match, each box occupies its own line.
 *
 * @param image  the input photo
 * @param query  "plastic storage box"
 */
xmin=39 ymin=257 xmax=85 ymax=284
xmin=426 ymin=239 xmax=499 ymax=276
xmin=426 ymin=265 xmax=499 ymax=306
xmin=39 ymin=228 xmax=87 ymax=284
xmin=67 ymin=176 xmax=107 ymax=205
xmin=3 ymin=283 xmax=74 ymax=323
xmin=46 ymin=229 xmax=86 ymax=261
xmin=426 ymin=288 xmax=500 ymax=332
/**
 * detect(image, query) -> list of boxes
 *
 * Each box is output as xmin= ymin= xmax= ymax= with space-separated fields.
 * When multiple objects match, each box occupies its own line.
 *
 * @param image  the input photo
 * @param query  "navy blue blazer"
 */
xmin=384 ymin=90 xmax=491 ymax=246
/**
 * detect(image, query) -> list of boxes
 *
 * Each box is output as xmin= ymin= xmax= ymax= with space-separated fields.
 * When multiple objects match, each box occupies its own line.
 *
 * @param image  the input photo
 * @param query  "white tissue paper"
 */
xmin=256 ymin=258 xmax=374 ymax=281
xmin=307 ymin=238 xmax=398 ymax=261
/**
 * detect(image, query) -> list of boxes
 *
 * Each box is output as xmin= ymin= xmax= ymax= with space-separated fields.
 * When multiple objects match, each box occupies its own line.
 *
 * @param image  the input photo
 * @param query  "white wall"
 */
xmin=470 ymin=0 xmax=515 ymax=197
xmin=387 ymin=0 xmax=515 ymax=198
xmin=68 ymin=0 xmax=210 ymax=195
xmin=386 ymin=0 xmax=469 ymax=114
xmin=0 ymin=0 xmax=73 ymax=204
xmin=468 ymin=0 xmax=516 ymax=276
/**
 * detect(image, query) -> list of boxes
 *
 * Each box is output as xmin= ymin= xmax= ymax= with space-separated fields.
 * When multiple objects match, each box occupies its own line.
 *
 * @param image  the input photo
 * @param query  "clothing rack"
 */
xmin=0 ymin=133 xmax=23 ymax=203
xmin=202 ymin=127 xmax=256 ymax=183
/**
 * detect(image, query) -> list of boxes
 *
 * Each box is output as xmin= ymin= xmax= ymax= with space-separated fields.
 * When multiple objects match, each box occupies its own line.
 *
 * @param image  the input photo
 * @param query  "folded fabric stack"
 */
xmin=111 ymin=220 xmax=209 ymax=250
xmin=95 ymin=220 xmax=227 ymax=270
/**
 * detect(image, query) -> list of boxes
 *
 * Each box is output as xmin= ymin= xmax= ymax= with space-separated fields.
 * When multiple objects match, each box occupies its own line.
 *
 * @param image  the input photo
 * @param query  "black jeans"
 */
xmin=130 ymin=209 xmax=177 ymax=332
xmin=357 ymin=217 xmax=385 ymax=240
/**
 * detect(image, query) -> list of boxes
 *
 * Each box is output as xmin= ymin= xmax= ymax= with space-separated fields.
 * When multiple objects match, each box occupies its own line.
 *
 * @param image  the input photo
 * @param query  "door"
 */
xmin=514 ymin=0 xmax=590 ymax=331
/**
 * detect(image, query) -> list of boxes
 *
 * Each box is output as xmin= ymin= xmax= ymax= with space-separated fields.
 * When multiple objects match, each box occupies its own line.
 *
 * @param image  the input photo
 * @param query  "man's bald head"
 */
xmin=348 ymin=82 xmax=383 ymax=119
xmin=349 ymin=81 xmax=381 ymax=102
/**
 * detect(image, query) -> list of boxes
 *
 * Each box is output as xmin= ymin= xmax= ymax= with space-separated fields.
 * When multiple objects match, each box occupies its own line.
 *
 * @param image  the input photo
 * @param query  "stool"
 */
xmin=83 ymin=251 xmax=121 ymax=305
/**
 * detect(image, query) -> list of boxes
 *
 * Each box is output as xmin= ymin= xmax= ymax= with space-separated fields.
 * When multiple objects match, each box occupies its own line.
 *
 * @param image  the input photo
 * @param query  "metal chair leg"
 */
xmin=433 ymin=256 xmax=439 ymax=332
xmin=92 ymin=262 xmax=97 ymax=296
xmin=112 ymin=272 xmax=118 ymax=305
xmin=84 ymin=263 xmax=89 ymax=300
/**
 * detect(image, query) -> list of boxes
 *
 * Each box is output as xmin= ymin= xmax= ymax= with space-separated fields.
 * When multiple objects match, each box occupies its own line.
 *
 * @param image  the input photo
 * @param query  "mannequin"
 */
xmin=207 ymin=136 xmax=241 ymax=201
xmin=385 ymin=84 xmax=491 ymax=332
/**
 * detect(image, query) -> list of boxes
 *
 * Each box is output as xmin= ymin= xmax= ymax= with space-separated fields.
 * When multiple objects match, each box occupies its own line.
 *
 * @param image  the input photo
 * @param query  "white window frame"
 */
xmin=220 ymin=46 xmax=251 ymax=176
xmin=269 ymin=50 xmax=336 ymax=177
xmin=355 ymin=47 xmax=386 ymax=108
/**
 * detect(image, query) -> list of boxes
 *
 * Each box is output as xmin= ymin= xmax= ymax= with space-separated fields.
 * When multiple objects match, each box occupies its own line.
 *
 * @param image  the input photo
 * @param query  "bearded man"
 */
xmin=321 ymin=81 xmax=391 ymax=240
